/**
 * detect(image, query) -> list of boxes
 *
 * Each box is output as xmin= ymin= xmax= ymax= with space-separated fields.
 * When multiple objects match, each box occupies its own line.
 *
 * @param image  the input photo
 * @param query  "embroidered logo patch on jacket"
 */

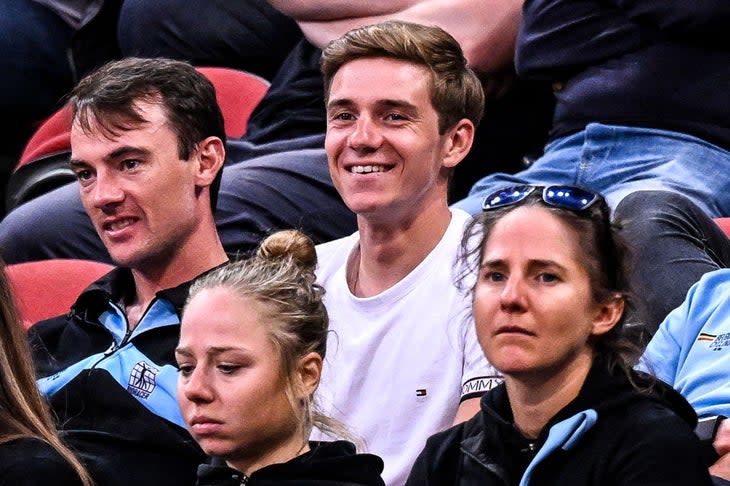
xmin=128 ymin=361 xmax=159 ymax=399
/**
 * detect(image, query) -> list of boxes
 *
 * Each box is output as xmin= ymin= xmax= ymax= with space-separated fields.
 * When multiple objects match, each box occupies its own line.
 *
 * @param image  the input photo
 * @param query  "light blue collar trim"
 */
xmin=99 ymin=298 xmax=180 ymax=344
xmin=519 ymin=409 xmax=598 ymax=486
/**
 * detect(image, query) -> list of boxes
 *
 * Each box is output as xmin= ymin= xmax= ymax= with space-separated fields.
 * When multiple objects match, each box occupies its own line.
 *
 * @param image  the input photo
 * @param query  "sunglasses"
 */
xmin=481 ymin=185 xmax=601 ymax=212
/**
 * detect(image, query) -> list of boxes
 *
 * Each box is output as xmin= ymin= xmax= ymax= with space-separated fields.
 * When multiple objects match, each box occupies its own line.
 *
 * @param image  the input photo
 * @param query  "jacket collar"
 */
xmin=196 ymin=440 xmax=384 ymax=485
xmin=464 ymin=360 xmax=698 ymax=465
xmin=70 ymin=262 xmax=229 ymax=321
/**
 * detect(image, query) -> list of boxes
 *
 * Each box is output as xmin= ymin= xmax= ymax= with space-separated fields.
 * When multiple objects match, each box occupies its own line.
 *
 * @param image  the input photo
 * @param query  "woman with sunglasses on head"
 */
xmin=406 ymin=185 xmax=712 ymax=485
xmin=0 ymin=260 xmax=93 ymax=486
xmin=176 ymin=229 xmax=385 ymax=486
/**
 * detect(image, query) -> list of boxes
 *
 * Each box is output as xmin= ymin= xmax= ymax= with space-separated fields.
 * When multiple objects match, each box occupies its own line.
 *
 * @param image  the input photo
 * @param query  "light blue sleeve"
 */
xmin=638 ymin=298 xmax=686 ymax=384
xmin=639 ymin=269 xmax=730 ymax=386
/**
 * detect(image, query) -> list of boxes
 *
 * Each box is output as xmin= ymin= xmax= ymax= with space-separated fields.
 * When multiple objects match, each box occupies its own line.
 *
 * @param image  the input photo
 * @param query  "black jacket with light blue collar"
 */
xmin=406 ymin=361 xmax=713 ymax=486
xmin=28 ymin=267 xmax=207 ymax=486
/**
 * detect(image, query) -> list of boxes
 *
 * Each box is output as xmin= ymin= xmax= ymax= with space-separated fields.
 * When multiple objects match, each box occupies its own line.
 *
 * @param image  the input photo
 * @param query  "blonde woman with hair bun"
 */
xmin=176 ymin=230 xmax=385 ymax=486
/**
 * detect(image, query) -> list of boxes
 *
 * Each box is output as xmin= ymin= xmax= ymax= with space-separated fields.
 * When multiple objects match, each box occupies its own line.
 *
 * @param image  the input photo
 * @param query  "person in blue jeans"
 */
xmin=0 ymin=0 xmax=346 ymax=261
xmin=453 ymin=0 xmax=730 ymax=217
xmin=1 ymin=0 xmax=300 ymax=164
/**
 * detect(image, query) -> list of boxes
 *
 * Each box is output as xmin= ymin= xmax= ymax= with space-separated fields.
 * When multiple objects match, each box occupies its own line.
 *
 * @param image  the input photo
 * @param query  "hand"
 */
xmin=711 ymin=420 xmax=730 ymax=481
xmin=709 ymin=453 xmax=730 ymax=481
xmin=715 ymin=419 xmax=730 ymax=457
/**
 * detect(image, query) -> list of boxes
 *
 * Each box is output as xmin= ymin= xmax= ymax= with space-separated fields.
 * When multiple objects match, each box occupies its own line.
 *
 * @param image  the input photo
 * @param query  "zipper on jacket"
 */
xmin=88 ymin=297 xmax=177 ymax=371
xmin=103 ymin=325 xmax=133 ymax=357
xmin=97 ymin=297 xmax=162 ymax=361
xmin=93 ymin=307 xmax=134 ymax=367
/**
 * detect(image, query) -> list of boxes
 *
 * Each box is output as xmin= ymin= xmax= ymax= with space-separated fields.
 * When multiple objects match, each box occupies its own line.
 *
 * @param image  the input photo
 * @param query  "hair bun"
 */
xmin=257 ymin=230 xmax=317 ymax=270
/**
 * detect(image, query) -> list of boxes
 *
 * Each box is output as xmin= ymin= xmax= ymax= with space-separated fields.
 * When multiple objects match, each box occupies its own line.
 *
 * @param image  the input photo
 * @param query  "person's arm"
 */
xmin=456 ymin=315 xmax=503 ymax=423
xmin=453 ymin=396 xmax=481 ymax=424
xmin=640 ymin=268 xmax=730 ymax=390
xmin=637 ymin=272 xmax=708 ymax=385
xmin=711 ymin=420 xmax=730 ymax=484
xmin=711 ymin=453 xmax=730 ymax=485
xmin=636 ymin=317 xmax=682 ymax=385
xmin=711 ymin=453 xmax=730 ymax=484
xmin=268 ymin=0 xmax=522 ymax=75
xmin=715 ymin=420 xmax=730 ymax=458
xmin=267 ymin=0 xmax=415 ymax=21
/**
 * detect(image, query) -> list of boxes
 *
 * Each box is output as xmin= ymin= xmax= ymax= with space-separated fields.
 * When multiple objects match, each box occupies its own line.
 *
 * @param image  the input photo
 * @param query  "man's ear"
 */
xmin=591 ymin=294 xmax=625 ymax=337
xmin=441 ymin=118 xmax=475 ymax=170
xmin=193 ymin=136 xmax=225 ymax=187
xmin=296 ymin=352 xmax=323 ymax=398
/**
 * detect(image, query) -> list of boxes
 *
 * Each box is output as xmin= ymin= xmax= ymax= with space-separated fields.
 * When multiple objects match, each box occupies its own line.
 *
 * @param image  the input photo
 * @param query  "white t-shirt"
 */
xmin=311 ymin=209 xmax=501 ymax=485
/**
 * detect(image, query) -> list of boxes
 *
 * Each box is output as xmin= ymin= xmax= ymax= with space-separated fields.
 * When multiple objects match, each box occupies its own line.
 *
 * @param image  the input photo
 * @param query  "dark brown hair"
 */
xmin=320 ymin=20 xmax=485 ymax=134
xmin=69 ymin=57 xmax=226 ymax=211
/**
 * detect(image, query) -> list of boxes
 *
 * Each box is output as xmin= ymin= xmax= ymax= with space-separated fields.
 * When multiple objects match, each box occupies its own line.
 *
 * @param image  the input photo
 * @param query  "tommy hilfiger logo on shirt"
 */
xmin=462 ymin=375 xmax=503 ymax=397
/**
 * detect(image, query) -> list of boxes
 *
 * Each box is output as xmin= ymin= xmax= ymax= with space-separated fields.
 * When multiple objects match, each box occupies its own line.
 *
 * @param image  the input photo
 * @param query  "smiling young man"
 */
xmin=27 ymin=58 xmax=228 ymax=486
xmin=310 ymin=21 xmax=501 ymax=485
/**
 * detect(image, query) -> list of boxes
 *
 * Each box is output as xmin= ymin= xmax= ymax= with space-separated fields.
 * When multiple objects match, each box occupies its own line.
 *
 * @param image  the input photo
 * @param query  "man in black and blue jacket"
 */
xmin=28 ymin=57 xmax=229 ymax=486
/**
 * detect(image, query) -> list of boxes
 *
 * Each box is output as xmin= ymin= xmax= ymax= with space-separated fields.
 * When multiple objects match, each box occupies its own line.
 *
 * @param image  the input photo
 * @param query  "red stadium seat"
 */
xmin=196 ymin=66 xmax=269 ymax=139
xmin=6 ymin=259 xmax=114 ymax=329
xmin=5 ymin=66 xmax=269 ymax=211
xmin=714 ymin=217 xmax=730 ymax=237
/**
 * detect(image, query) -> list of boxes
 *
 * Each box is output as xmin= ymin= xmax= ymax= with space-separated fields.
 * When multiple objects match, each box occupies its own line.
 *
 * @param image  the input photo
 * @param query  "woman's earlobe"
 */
xmin=592 ymin=295 xmax=625 ymax=336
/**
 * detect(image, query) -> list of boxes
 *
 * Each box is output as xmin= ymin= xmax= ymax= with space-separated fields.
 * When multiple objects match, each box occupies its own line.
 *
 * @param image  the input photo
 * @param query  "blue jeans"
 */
xmin=453 ymin=123 xmax=730 ymax=217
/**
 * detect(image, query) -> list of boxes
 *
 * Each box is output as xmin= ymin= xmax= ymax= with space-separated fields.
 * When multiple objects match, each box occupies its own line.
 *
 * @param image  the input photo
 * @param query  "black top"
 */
xmin=516 ymin=0 xmax=730 ymax=151
xmin=406 ymin=362 xmax=714 ymax=485
xmin=0 ymin=437 xmax=83 ymax=485
xmin=196 ymin=440 xmax=385 ymax=486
